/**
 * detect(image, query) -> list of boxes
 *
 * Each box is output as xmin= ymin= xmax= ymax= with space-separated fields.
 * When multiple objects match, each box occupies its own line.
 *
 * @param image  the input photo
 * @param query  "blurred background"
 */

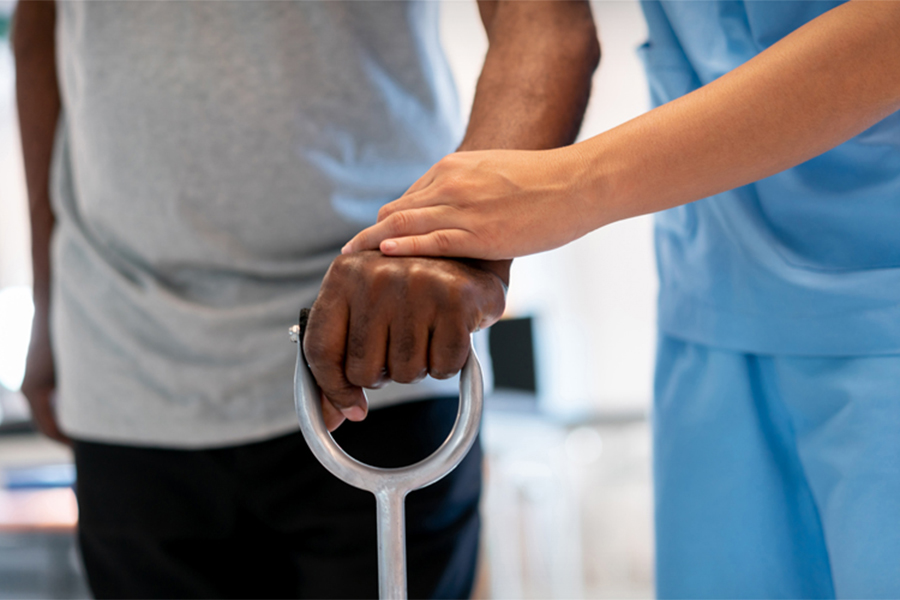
xmin=0 ymin=1 xmax=656 ymax=597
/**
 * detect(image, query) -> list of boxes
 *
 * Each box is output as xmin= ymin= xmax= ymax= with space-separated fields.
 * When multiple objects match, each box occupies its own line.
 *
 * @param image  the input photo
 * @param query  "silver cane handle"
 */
xmin=290 ymin=317 xmax=484 ymax=600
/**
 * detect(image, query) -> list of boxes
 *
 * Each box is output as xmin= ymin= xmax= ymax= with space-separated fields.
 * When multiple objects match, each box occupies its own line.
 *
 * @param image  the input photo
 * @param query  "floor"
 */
xmin=0 ymin=433 xmax=88 ymax=600
xmin=0 ymin=532 xmax=89 ymax=600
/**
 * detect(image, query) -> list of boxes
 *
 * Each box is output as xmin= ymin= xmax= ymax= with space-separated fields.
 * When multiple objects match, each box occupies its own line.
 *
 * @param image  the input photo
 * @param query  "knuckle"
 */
xmin=346 ymin=326 xmax=370 ymax=361
xmin=369 ymin=261 xmax=405 ymax=293
xmin=437 ymin=178 xmax=462 ymax=197
xmin=324 ymin=387 xmax=358 ymax=410
xmin=372 ymin=259 xmax=398 ymax=281
xmin=302 ymin=336 xmax=329 ymax=366
xmin=391 ymin=365 xmax=426 ymax=385
xmin=345 ymin=360 xmax=381 ymax=389
xmin=431 ymin=331 xmax=470 ymax=378
xmin=391 ymin=330 xmax=419 ymax=364
xmin=439 ymin=153 xmax=463 ymax=170
xmin=377 ymin=204 xmax=394 ymax=222
xmin=441 ymin=279 xmax=470 ymax=309
xmin=391 ymin=210 xmax=415 ymax=233
xmin=435 ymin=155 xmax=453 ymax=172
xmin=406 ymin=236 xmax=422 ymax=256
xmin=322 ymin=403 xmax=345 ymax=432
xmin=432 ymin=231 xmax=453 ymax=253
xmin=325 ymin=253 xmax=364 ymax=283
xmin=349 ymin=232 xmax=369 ymax=250
xmin=388 ymin=330 xmax=424 ymax=383
xmin=429 ymin=358 xmax=459 ymax=379
xmin=448 ymin=326 xmax=472 ymax=355
xmin=303 ymin=346 xmax=350 ymax=399
xmin=343 ymin=324 xmax=381 ymax=387
xmin=404 ymin=260 xmax=430 ymax=283
xmin=328 ymin=254 xmax=352 ymax=276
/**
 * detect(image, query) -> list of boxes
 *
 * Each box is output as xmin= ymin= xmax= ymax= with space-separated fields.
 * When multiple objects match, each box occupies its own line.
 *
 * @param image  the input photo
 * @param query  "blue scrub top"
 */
xmin=640 ymin=0 xmax=900 ymax=356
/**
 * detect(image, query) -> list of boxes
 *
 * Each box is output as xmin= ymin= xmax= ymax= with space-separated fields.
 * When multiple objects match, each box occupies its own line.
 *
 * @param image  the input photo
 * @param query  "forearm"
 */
xmin=462 ymin=1 xmax=599 ymax=280
xmin=13 ymin=1 xmax=60 ymax=317
xmin=460 ymin=1 xmax=598 ymax=153
xmin=575 ymin=0 xmax=900 ymax=230
xmin=13 ymin=1 xmax=66 ymax=442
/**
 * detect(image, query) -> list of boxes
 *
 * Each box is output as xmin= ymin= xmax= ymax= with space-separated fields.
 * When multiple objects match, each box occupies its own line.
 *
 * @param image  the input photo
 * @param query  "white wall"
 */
xmin=0 ymin=40 xmax=30 ymax=290
xmin=440 ymin=0 xmax=657 ymax=416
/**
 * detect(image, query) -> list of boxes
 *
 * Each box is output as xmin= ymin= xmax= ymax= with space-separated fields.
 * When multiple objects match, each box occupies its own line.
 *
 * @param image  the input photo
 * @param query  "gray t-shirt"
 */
xmin=51 ymin=1 xmax=489 ymax=448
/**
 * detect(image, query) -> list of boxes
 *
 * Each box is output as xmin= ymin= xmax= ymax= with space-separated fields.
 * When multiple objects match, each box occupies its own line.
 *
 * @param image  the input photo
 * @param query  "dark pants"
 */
xmin=73 ymin=397 xmax=482 ymax=599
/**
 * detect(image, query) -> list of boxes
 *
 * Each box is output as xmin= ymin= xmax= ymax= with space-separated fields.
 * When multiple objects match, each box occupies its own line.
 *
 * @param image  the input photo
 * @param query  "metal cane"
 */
xmin=290 ymin=310 xmax=483 ymax=600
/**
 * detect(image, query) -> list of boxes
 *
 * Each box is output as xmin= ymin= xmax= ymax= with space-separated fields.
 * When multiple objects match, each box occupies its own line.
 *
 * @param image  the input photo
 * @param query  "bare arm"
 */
xmin=306 ymin=1 xmax=599 ymax=430
xmin=13 ymin=1 xmax=67 ymax=443
xmin=345 ymin=1 xmax=900 ymax=260
xmin=580 ymin=0 xmax=900 ymax=230
xmin=459 ymin=0 xmax=598 ymax=153
xmin=453 ymin=0 xmax=599 ymax=281
xmin=358 ymin=1 xmax=599 ymax=275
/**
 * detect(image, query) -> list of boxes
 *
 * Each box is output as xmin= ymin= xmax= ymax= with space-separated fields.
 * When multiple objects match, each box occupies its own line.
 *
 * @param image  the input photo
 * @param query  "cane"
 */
xmin=290 ymin=309 xmax=484 ymax=600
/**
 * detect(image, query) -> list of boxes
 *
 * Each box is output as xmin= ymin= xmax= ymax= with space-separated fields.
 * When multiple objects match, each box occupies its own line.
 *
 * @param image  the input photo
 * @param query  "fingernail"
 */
xmin=341 ymin=243 xmax=351 ymax=254
xmin=341 ymin=405 xmax=367 ymax=421
xmin=382 ymin=240 xmax=397 ymax=253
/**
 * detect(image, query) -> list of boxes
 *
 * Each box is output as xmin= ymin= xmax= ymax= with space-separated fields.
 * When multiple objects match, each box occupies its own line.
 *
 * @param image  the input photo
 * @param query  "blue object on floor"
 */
xmin=3 ymin=464 xmax=76 ymax=490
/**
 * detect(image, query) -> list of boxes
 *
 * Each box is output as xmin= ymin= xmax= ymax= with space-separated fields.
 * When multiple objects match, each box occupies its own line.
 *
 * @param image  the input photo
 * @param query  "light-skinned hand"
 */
xmin=342 ymin=147 xmax=594 ymax=261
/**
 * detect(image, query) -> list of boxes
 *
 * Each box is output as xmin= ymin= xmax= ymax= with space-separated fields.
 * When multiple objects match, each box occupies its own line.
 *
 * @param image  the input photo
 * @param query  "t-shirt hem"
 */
xmin=58 ymin=388 xmax=471 ymax=450
xmin=60 ymin=413 xmax=305 ymax=450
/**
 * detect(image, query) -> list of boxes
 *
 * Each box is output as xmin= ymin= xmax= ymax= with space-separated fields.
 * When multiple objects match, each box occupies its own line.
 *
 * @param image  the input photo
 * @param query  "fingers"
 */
xmin=303 ymin=297 xmax=369 ymax=426
xmin=343 ymin=206 xmax=454 ymax=254
xmin=320 ymin=392 xmax=347 ymax=432
xmin=387 ymin=319 xmax=429 ymax=384
xmin=342 ymin=219 xmax=397 ymax=254
xmin=344 ymin=159 xmax=473 ymax=254
xmin=384 ymin=159 xmax=448 ymax=222
xmin=344 ymin=306 xmax=390 ymax=390
xmin=21 ymin=325 xmax=68 ymax=444
xmin=428 ymin=318 xmax=471 ymax=380
xmin=343 ymin=208 xmax=486 ymax=258
xmin=380 ymin=229 xmax=483 ymax=258
xmin=376 ymin=193 xmax=420 ymax=223
xmin=306 ymin=251 xmax=503 ymax=431
xmin=400 ymin=164 xmax=438 ymax=198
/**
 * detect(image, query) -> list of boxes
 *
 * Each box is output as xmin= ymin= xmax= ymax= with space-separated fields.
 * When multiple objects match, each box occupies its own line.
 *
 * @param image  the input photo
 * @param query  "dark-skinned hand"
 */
xmin=21 ymin=313 xmax=70 ymax=445
xmin=303 ymin=250 xmax=507 ymax=431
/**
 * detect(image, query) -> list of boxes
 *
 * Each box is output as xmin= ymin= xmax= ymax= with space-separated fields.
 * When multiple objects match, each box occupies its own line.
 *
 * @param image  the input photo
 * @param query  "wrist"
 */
xmin=565 ymin=135 xmax=631 ymax=234
xmin=472 ymin=259 xmax=511 ymax=287
xmin=547 ymin=143 xmax=604 ymax=239
xmin=451 ymin=258 xmax=510 ymax=316
xmin=458 ymin=258 xmax=511 ymax=298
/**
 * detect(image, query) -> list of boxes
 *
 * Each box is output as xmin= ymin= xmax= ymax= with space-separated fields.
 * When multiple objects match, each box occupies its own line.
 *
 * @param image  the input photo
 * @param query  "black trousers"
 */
xmin=73 ymin=397 xmax=482 ymax=599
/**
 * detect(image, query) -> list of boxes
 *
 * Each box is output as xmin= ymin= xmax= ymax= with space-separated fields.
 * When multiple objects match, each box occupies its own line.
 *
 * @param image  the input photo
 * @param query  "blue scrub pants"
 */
xmin=653 ymin=334 xmax=900 ymax=599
